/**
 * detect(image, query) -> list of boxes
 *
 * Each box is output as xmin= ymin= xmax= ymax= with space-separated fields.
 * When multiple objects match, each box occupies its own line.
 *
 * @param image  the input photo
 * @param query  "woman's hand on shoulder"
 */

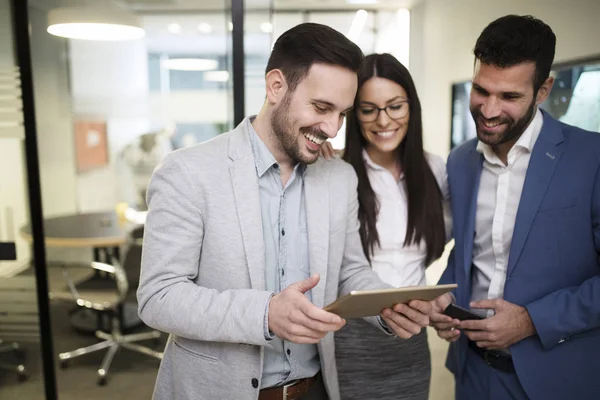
xmin=319 ymin=141 xmax=339 ymax=160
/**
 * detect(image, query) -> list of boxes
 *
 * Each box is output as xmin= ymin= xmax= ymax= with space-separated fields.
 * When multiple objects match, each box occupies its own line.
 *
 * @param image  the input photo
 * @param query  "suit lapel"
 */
xmin=229 ymin=125 xmax=266 ymax=291
xmin=462 ymin=148 xmax=484 ymax=277
xmin=507 ymin=114 xmax=564 ymax=276
xmin=304 ymin=162 xmax=329 ymax=308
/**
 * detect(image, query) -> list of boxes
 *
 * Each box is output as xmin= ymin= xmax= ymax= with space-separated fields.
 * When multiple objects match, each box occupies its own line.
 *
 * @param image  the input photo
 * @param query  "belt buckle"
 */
xmin=282 ymin=381 xmax=296 ymax=400
xmin=483 ymin=351 xmax=491 ymax=366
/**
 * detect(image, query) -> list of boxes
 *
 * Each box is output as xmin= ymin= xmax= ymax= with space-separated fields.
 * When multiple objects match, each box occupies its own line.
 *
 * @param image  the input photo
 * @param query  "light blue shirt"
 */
xmin=246 ymin=118 xmax=320 ymax=389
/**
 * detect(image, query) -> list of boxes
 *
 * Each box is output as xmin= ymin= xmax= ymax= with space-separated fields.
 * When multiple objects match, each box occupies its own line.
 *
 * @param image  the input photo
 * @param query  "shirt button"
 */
xmin=287 ymin=349 xmax=291 ymax=356
xmin=281 ymin=229 xmax=285 ymax=236
xmin=251 ymin=378 xmax=259 ymax=388
xmin=281 ymin=269 xmax=285 ymax=276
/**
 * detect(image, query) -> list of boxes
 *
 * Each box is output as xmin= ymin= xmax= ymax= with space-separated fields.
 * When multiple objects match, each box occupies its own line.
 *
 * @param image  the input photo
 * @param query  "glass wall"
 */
xmin=1 ymin=0 xmax=49 ymax=399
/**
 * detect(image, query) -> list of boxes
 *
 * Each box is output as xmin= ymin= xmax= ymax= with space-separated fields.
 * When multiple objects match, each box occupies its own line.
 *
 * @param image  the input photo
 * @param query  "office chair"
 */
xmin=0 ymin=339 xmax=27 ymax=381
xmin=56 ymin=259 xmax=162 ymax=386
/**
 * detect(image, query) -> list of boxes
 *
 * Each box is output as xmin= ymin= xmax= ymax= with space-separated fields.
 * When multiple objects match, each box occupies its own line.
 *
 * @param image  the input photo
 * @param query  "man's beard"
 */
xmin=471 ymin=98 xmax=536 ymax=148
xmin=270 ymin=94 xmax=328 ymax=165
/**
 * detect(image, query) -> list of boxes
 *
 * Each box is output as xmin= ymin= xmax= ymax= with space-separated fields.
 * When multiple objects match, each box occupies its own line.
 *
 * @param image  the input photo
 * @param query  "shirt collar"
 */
xmin=476 ymin=107 xmax=544 ymax=165
xmin=246 ymin=116 xmax=306 ymax=177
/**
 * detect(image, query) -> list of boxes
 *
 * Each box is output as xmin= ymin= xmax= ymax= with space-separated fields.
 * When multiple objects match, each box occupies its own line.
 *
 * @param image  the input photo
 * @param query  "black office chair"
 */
xmin=56 ymin=258 xmax=162 ymax=385
xmin=0 ymin=339 xmax=27 ymax=381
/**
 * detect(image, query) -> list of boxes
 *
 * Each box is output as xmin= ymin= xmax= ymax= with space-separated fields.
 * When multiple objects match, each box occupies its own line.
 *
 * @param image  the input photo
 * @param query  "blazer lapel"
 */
xmin=507 ymin=114 xmax=564 ymax=276
xmin=462 ymin=147 xmax=484 ymax=277
xmin=304 ymin=162 xmax=329 ymax=308
xmin=229 ymin=125 xmax=266 ymax=291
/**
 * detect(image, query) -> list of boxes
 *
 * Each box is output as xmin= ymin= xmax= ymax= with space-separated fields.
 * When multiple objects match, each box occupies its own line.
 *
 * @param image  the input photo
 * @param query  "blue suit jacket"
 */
xmin=439 ymin=111 xmax=600 ymax=400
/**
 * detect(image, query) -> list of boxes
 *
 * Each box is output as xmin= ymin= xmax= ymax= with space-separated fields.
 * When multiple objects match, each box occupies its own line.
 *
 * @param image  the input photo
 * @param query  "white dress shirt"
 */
xmin=471 ymin=108 xmax=544 ymax=312
xmin=364 ymin=150 xmax=450 ymax=288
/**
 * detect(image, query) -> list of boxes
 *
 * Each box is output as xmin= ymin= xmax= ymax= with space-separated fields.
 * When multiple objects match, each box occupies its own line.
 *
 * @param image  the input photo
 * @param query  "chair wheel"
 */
xmin=97 ymin=376 xmax=107 ymax=386
xmin=59 ymin=360 xmax=68 ymax=369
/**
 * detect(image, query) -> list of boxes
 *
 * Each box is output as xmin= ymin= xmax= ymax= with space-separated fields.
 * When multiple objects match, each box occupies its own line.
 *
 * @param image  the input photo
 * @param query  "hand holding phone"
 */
xmin=443 ymin=304 xmax=485 ymax=321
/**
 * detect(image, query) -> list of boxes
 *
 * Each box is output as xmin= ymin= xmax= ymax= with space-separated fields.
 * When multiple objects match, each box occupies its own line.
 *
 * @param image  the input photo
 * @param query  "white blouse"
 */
xmin=363 ymin=150 xmax=450 ymax=288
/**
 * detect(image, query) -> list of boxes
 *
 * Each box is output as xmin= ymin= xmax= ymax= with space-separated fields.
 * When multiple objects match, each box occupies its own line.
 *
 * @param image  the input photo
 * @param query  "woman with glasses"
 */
xmin=322 ymin=53 xmax=450 ymax=399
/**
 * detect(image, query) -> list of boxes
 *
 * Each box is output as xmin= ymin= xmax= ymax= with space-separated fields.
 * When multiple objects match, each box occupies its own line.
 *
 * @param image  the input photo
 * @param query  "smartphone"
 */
xmin=443 ymin=304 xmax=485 ymax=321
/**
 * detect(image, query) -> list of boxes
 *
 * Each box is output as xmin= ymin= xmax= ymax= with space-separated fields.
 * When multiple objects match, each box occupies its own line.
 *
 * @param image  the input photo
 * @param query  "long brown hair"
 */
xmin=343 ymin=53 xmax=445 ymax=265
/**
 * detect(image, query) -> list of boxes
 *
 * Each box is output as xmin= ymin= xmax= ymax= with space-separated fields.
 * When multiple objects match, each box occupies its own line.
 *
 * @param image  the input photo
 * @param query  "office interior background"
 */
xmin=0 ymin=0 xmax=599 ymax=399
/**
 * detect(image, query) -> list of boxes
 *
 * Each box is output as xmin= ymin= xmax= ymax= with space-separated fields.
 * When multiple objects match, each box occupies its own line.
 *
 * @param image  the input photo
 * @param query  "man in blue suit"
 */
xmin=429 ymin=15 xmax=600 ymax=400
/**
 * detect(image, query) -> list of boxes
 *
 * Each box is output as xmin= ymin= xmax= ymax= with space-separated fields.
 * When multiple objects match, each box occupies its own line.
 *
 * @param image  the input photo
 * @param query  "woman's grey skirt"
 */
xmin=335 ymin=318 xmax=431 ymax=400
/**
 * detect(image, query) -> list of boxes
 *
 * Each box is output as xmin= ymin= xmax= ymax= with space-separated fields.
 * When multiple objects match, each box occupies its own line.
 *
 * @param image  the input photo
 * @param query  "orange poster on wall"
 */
xmin=74 ymin=120 xmax=108 ymax=172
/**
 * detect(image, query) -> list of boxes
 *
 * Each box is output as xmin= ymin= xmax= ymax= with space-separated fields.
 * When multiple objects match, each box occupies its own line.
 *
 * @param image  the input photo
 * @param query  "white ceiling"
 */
xmin=30 ymin=0 xmax=417 ymax=57
xmin=31 ymin=0 xmax=424 ymax=12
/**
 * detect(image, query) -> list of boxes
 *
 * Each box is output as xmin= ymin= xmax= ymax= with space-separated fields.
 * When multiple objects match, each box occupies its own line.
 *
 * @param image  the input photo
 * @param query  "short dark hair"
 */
xmin=266 ymin=23 xmax=364 ymax=91
xmin=343 ymin=54 xmax=445 ymax=265
xmin=474 ymin=15 xmax=556 ymax=91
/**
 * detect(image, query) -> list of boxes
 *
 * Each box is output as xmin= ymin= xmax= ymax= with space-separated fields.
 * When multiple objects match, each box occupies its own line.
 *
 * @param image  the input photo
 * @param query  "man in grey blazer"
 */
xmin=137 ymin=23 xmax=432 ymax=400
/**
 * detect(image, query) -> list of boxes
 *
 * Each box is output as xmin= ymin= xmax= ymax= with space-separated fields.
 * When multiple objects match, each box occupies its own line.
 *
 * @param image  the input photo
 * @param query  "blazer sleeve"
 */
xmin=335 ymin=166 xmax=394 ymax=331
xmin=525 ymin=162 xmax=600 ymax=350
xmin=137 ymin=152 xmax=272 ymax=346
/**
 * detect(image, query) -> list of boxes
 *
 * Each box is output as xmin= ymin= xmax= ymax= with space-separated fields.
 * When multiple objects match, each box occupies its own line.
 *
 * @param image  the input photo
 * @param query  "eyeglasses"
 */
xmin=356 ymin=101 xmax=410 ymax=122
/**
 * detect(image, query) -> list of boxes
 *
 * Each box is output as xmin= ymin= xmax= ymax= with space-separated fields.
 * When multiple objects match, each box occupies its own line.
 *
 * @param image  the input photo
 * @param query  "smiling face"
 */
xmin=269 ymin=63 xmax=357 ymax=165
xmin=469 ymin=60 xmax=553 ymax=149
xmin=357 ymin=77 xmax=410 ymax=158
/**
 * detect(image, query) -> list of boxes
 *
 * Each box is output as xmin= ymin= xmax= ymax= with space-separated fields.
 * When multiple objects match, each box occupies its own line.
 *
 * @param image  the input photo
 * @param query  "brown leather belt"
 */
xmin=258 ymin=374 xmax=319 ymax=400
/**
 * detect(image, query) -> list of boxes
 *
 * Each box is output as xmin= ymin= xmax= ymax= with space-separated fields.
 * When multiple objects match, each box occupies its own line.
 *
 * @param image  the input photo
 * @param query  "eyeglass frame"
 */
xmin=355 ymin=100 xmax=411 ymax=122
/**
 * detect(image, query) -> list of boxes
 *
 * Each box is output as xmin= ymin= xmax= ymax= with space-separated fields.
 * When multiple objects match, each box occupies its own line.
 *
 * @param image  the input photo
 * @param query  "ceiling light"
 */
xmin=260 ymin=22 xmax=273 ymax=33
xmin=161 ymin=58 xmax=218 ymax=71
xmin=347 ymin=9 xmax=368 ymax=43
xmin=228 ymin=22 xmax=233 ymax=32
xmin=346 ymin=0 xmax=379 ymax=4
xmin=168 ymin=23 xmax=182 ymax=34
xmin=204 ymin=71 xmax=230 ymax=82
xmin=197 ymin=22 xmax=212 ymax=34
xmin=47 ymin=7 xmax=145 ymax=41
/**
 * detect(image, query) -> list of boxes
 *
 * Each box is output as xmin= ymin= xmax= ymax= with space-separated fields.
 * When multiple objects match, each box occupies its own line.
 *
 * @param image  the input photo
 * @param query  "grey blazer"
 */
xmin=137 ymin=120 xmax=390 ymax=400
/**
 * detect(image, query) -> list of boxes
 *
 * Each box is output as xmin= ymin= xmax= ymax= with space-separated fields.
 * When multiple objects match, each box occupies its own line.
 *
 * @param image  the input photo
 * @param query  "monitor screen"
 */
xmin=540 ymin=60 xmax=600 ymax=133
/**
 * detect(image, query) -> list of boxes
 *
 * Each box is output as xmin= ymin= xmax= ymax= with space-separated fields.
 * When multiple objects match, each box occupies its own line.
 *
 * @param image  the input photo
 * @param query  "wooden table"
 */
xmin=20 ymin=211 xmax=142 ymax=333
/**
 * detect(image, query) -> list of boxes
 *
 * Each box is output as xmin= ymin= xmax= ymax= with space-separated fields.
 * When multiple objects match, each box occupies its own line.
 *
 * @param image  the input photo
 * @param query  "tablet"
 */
xmin=324 ymin=284 xmax=457 ymax=319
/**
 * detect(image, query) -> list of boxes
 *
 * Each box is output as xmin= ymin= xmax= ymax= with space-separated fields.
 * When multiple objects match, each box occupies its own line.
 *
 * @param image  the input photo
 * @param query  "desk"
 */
xmin=20 ymin=211 xmax=143 ymax=333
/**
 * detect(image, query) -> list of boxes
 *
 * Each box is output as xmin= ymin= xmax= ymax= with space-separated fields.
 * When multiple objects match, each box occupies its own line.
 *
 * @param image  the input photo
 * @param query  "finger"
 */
xmin=301 ymin=302 xmax=345 ymax=326
xmin=429 ymin=312 xmax=453 ymax=324
xmin=431 ymin=321 xmax=458 ymax=331
xmin=293 ymin=309 xmax=346 ymax=333
xmin=381 ymin=315 xmax=415 ymax=339
xmin=408 ymin=299 xmax=433 ymax=315
xmin=470 ymin=299 xmax=500 ymax=310
xmin=462 ymin=330 xmax=491 ymax=342
xmin=477 ymin=342 xmax=505 ymax=350
xmin=325 ymin=142 xmax=335 ymax=159
xmin=283 ymin=331 xmax=323 ymax=344
xmin=392 ymin=303 xmax=429 ymax=327
xmin=382 ymin=308 xmax=422 ymax=335
xmin=293 ymin=274 xmax=320 ymax=294
xmin=458 ymin=319 xmax=488 ymax=331
xmin=438 ymin=328 xmax=461 ymax=341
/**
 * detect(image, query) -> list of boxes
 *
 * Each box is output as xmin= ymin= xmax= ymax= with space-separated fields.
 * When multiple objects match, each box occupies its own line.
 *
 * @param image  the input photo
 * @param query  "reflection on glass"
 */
xmin=24 ymin=0 xmax=232 ymax=398
xmin=1 ymin=0 xmax=45 ymax=398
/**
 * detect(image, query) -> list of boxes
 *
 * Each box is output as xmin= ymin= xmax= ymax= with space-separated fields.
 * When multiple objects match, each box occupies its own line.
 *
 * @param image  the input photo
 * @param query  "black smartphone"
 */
xmin=443 ymin=304 xmax=485 ymax=321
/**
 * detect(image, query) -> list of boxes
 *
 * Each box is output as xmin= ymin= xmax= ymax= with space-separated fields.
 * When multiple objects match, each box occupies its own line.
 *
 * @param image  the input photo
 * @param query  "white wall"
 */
xmin=29 ymin=6 xmax=78 ymax=216
xmin=68 ymin=38 xmax=151 ymax=211
xmin=410 ymin=0 xmax=600 ymax=158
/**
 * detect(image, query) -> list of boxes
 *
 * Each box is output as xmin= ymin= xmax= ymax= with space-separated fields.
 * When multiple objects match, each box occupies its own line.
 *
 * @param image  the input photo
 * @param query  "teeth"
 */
xmin=304 ymin=133 xmax=324 ymax=145
xmin=375 ymin=130 xmax=395 ymax=138
xmin=482 ymin=121 xmax=500 ymax=128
